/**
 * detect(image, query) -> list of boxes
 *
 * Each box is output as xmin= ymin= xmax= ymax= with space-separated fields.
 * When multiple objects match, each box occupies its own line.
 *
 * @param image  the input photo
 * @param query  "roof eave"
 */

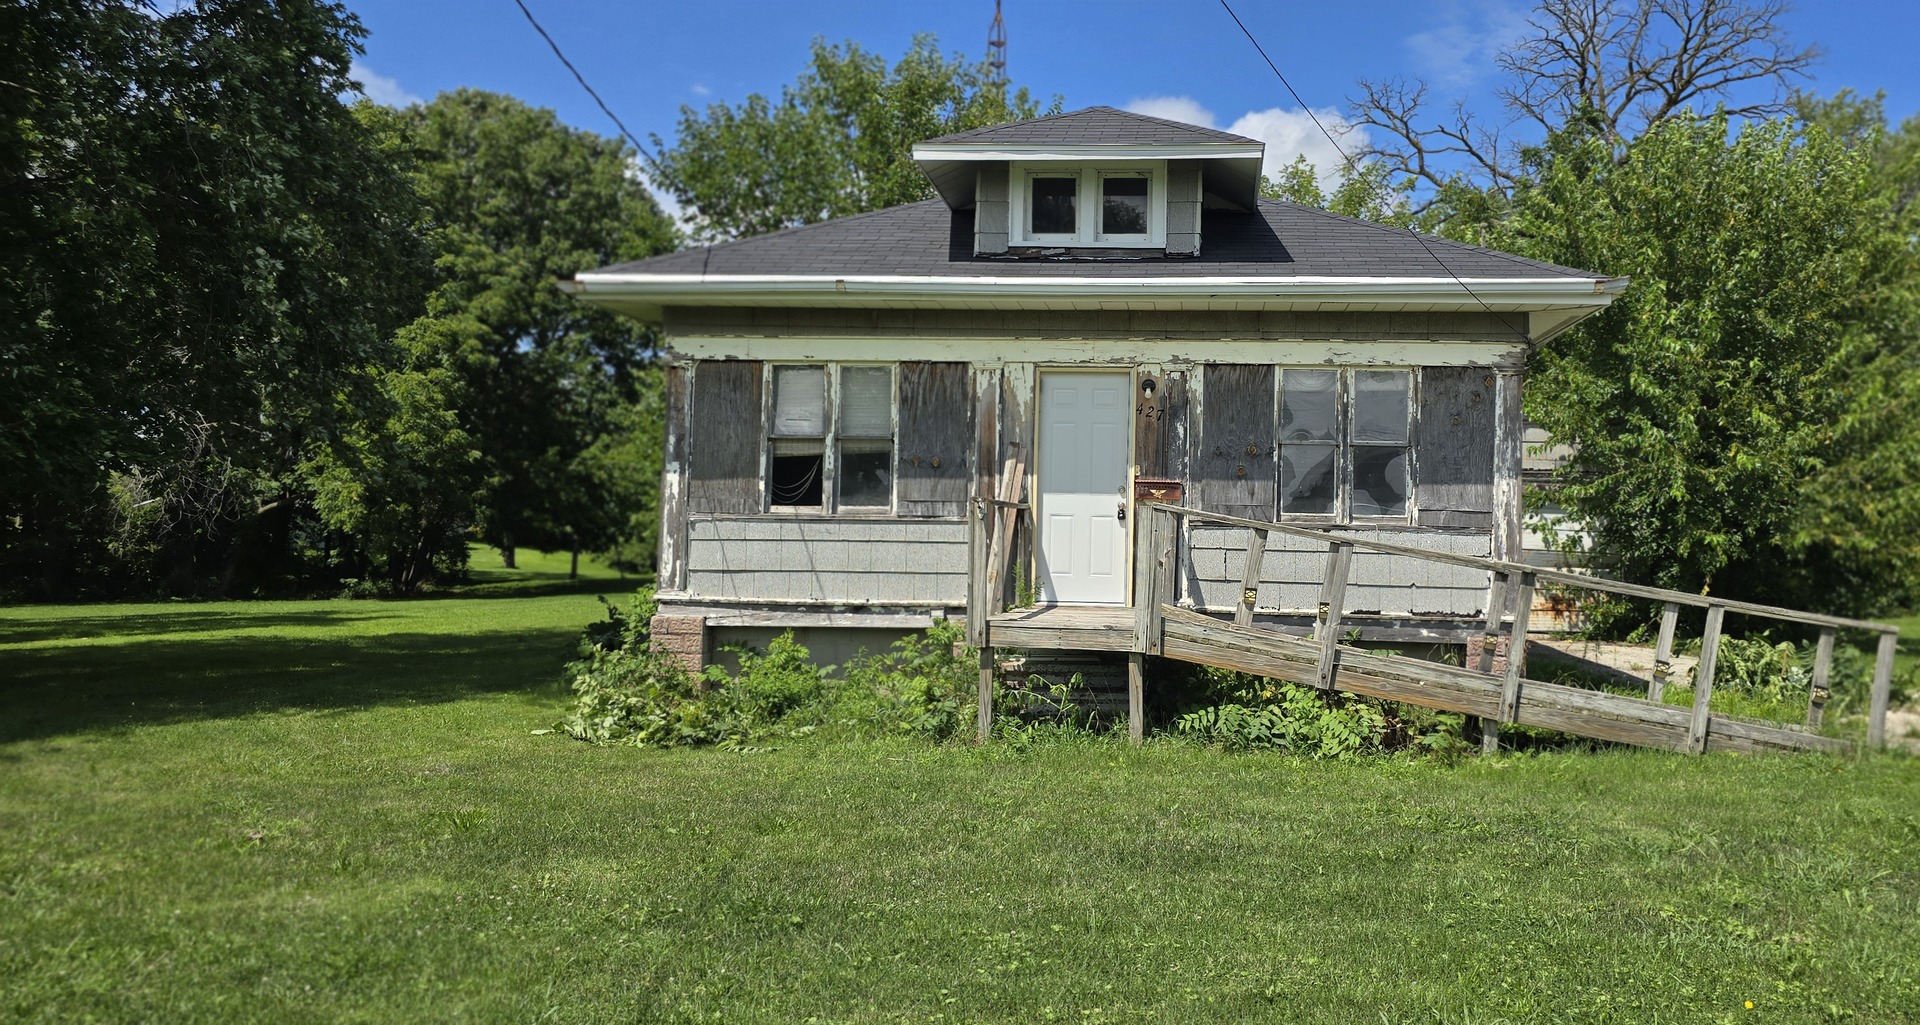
xmin=563 ymin=273 xmax=1631 ymax=328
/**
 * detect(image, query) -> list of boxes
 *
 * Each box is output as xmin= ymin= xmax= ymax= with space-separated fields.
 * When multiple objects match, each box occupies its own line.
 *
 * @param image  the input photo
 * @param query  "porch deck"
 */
xmin=985 ymin=604 xmax=1135 ymax=652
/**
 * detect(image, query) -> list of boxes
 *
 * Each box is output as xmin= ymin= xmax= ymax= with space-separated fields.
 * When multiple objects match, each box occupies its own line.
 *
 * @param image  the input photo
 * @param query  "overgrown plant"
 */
xmin=560 ymin=599 xmax=977 ymax=748
xmin=1171 ymin=666 xmax=1467 ymax=759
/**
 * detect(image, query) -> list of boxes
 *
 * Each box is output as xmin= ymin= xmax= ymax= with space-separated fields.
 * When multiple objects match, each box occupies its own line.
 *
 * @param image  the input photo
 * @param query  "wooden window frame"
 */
xmin=1274 ymin=367 xmax=1416 ymax=526
xmin=762 ymin=362 xmax=898 ymax=516
xmin=1009 ymin=160 xmax=1166 ymax=248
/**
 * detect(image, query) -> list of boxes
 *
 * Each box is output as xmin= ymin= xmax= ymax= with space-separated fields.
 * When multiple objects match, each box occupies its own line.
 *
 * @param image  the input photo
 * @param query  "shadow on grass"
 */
xmin=0 ymin=619 xmax=584 ymax=744
xmin=0 ymin=608 xmax=395 ymax=646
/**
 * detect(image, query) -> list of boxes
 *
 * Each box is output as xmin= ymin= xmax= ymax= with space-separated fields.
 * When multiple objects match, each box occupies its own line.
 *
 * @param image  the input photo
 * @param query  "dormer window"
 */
xmin=1011 ymin=161 xmax=1165 ymax=248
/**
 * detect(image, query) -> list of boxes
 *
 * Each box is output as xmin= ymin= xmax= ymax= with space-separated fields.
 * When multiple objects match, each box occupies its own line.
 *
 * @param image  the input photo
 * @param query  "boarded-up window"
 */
xmin=896 ymin=362 xmax=972 ymax=518
xmin=1196 ymin=364 xmax=1275 ymax=518
xmin=1413 ymin=366 xmax=1495 ymax=528
xmin=688 ymin=360 xmax=764 ymax=514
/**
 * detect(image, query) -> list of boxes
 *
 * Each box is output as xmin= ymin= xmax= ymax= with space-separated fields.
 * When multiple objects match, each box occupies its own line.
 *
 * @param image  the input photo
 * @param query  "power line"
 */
xmin=510 ymin=0 xmax=671 ymax=186
xmin=1215 ymin=0 xmax=1528 ymax=340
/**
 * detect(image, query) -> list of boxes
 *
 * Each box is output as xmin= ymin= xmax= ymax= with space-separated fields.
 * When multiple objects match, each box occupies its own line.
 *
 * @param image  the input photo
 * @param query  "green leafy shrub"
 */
xmin=1674 ymin=632 xmax=1913 ymax=723
xmin=559 ymin=606 xmax=978 ymax=748
xmin=1170 ymin=665 xmax=1465 ymax=759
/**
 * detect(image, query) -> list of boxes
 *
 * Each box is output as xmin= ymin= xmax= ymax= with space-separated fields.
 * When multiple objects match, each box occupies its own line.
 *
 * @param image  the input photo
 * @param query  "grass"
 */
xmin=3 ymin=569 xmax=1918 ymax=1024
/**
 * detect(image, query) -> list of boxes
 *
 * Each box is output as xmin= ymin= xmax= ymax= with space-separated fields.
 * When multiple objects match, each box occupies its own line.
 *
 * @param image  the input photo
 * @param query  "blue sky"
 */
xmin=347 ymin=0 xmax=1920 ymax=201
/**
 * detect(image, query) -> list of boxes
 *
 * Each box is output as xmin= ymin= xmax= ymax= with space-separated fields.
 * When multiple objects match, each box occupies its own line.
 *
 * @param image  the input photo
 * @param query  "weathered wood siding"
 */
xmin=1194 ymin=364 xmax=1275 ymax=519
xmin=896 ymin=361 xmax=973 ymax=517
xmin=1413 ymin=366 xmax=1496 ymax=529
xmin=688 ymin=360 xmax=764 ymax=514
xmin=1134 ymin=368 xmax=1187 ymax=480
xmin=683 ymin=517 xmax=968 ymax=605
xmin=1182 ymin=527 xmax=1492 ymax=617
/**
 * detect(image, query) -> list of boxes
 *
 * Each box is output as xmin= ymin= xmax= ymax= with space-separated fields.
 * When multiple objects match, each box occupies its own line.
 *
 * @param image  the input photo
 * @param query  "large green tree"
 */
xmin=655 ymin=36 xmax=1053 ymax=240
xmin=1 ymin=0 xmax=429 ymax=597
xmin=1504 ymin=112 xmax=1920 ymax=616
xmin=396 ymin=89 xmax=677 ymax=570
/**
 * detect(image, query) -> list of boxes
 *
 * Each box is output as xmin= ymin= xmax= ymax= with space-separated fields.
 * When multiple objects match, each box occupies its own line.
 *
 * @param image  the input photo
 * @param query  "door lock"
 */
xmin=1117 ymin=500 xmax=1127 ymax=522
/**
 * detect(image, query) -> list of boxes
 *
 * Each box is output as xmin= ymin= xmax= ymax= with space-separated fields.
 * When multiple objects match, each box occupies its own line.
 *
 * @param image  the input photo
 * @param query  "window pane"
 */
xmin=770 ymin=438 xmax=824 ymax=507
xmin=838 ymin=438 xmax=891 ymax=508
xmin=839 ymin=366 xmax=892 ymax=438
xmin=1352 ymin=446 xmax=1408 ymax=517
xmin=1030 ymin=176 xmax=1077 ymax=234
xmin=1281 ymin=443 xmax=1337 ymax=515
xmin=1353 ymin=369 xmax=1410 ymax=444
xmin=1101 ymin=176 xmax=1149 ymax=235
xmin=771 ymin=365 xmax=825 ymax=437
xmin=1280 ymin=369 xmax=1338 ymax=442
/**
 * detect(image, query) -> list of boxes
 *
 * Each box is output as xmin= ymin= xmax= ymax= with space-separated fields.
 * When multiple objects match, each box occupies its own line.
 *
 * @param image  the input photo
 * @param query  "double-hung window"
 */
xmin=1012 ymin=162 xmax=1165 ymax=247
xmin=1277 ymin=368 xmax=1412 ymax=521
xmin=768 ymin=364 xmax=895 ymax=512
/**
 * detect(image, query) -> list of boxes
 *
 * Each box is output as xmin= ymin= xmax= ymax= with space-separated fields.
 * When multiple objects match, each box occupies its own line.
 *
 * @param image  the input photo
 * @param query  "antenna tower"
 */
xmin=986 ymin=0 xmax=1007 ymax=93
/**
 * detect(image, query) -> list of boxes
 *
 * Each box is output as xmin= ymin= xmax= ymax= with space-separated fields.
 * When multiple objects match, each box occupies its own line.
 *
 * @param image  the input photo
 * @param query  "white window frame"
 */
xmin=1009 ymin=160 xmax=1166 ymax=248
xmin=763 ymin=362 xmax=897 ymax=516
xmin=1273 ymin=367 xmax=1416 ymax=525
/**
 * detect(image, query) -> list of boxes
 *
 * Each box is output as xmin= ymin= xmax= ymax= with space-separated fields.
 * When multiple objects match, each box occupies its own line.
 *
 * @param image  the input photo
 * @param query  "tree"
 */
xmin=1259 ymin=156 xmax=1415 ymax=226
xmin=654 ymin=36 xmax=1054 ymax=240
xmin=398 ymin=89 xmax=678 ymax=571
xmin=1349 ymin=0 xmax=1820 ymax=208
xmin=1 ymin=0 xmax=430 ymax=597
xmin=1503 ymin=112 xmax=1920 ymax=617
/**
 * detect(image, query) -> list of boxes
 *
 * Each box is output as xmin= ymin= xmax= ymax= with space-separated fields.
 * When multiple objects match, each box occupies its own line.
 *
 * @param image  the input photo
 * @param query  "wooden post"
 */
xmin=1648 ymin=601 xmax=1680 ymax=702
xmin=1314 ymin=542 xmax=1354 ymax=692
xmin=1498 ymin=571 xmax=1535 ymax=724
xmin=1807 ymin=627 xmax=1835 ymax=729
xmin=966 ymin=497 xmax=989 ymax=646
xmin=1128 ymin=653 xmax=1145 ymax=744
xmin=1147 ymin=506 xmax=1177 ymax=657
xmin=976 ymin=646 xmax=995 ymax=744
xmin=1687 ymin=604 xmax=1726 ymax=754
xmin=1868 ymin=630 xmax=1898 ymax=748
xmin=1234 ymin=528 xmax=1269 ymax=628
xmin=1478 ymin=570 xmax=1507 ymax=753
xmin=1132 ymin=505 xmax=1159 ymax=653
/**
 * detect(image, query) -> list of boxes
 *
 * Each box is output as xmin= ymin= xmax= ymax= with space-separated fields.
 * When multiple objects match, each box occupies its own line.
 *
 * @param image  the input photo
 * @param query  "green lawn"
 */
xmin=3 ymin=567 xmax=1917 ymax=1024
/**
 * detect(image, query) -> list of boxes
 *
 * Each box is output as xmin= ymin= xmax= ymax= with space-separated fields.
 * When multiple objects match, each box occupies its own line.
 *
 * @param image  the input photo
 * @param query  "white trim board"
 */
xmin=663 ymin=336 xmax=1530 ymax=368
xmin=910 ymin=143 xmax=1264 ymax=161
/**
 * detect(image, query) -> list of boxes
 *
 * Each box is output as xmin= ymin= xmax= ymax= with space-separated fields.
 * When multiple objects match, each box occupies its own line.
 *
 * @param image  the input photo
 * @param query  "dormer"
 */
xmin=911 ymin=106 xmax=1265 ymax=259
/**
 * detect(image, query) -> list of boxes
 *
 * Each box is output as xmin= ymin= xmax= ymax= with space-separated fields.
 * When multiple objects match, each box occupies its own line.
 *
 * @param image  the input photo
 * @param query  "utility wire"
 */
xmin=1216 ymin=0 xmax=1529 ymax=340
xmin=510 ymin=0 xmax=672 ymax=186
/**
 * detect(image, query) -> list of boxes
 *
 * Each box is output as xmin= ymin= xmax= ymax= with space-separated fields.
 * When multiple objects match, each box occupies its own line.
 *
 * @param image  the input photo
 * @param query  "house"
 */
xmin=564 ymin=106 xmax=1627 ymax=691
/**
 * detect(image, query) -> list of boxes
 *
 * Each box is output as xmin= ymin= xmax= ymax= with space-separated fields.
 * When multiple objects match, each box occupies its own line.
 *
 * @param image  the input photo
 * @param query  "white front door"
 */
xmin=1037 ymin=371 xmax=1129 ymax=605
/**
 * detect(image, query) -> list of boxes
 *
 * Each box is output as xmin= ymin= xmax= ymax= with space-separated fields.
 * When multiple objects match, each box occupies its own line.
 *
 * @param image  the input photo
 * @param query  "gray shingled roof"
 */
xmin=585 ymin=199 xmax=1606 ymax=281
xmin=919 ymin=105 xmax=1263 ymax=148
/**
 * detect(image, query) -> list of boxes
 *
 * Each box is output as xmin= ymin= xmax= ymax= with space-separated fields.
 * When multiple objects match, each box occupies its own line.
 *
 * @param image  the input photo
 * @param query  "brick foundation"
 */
xmin=1464 ymin=634 xmax=1514 ymax=677
xmin=650 ymin=614 xmax=708 ymax=676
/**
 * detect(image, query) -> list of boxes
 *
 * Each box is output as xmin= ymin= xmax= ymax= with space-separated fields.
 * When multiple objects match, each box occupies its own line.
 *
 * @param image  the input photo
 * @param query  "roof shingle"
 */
xmin=585 ymin=199 xmax=1606 ymax=281
xmin=919 ymin=105 xmax=1262 ymax=148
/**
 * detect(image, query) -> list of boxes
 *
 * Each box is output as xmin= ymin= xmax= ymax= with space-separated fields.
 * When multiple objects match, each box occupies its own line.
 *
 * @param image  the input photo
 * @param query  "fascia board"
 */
xmin=566 ymin=272 xmax=1630 ymax=310
xmin=910 ymin=143 xmax=1265 ymax=161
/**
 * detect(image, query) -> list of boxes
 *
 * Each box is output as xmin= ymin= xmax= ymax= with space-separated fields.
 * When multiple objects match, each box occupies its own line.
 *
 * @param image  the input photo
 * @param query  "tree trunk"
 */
xmin=500 ymin=535 xmax=516 ymax=570
xmin=570 ymin=542 xmax=579 ymax=580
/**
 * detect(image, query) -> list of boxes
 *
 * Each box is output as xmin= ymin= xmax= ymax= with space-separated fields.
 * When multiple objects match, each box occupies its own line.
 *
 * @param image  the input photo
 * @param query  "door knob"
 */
xmin=1117 ymin=501 xmax=1127 ymax=522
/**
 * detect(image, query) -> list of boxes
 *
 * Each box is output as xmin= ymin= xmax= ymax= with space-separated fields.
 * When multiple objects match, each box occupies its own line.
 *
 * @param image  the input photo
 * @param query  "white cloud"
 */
xmin=1226 ymin=107 xmax=1368 ymax=192
xmin=348 ymin=60 xmax=422 ymax=108
xmin=1124 ymin=95 xmax=1368 ymax=193
xmin=1405 ymin=0 xmax=1529 ymax=89
xmin=690 ymin=83 xmax=711 ymax=97
xmin=1125 ymin=95 xmax=1220 ymax=129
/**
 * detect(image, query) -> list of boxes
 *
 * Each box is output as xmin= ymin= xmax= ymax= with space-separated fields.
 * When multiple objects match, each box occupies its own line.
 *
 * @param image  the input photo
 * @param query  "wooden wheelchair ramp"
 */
xmin=969 ymin=499 xmax=1901 ymax=754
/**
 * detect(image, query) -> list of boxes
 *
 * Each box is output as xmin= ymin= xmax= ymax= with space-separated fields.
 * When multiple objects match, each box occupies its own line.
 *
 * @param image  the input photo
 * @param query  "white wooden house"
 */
xmin=565 ymin=106 xmax=1626 ymax=673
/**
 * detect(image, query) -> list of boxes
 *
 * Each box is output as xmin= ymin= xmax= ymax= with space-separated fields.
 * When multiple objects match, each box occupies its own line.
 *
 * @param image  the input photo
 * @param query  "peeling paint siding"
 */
xmin=1185 ymin=526 xmax=1491 ymax=616
xmin=682 ymin=517 xmax=969 ymax=605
